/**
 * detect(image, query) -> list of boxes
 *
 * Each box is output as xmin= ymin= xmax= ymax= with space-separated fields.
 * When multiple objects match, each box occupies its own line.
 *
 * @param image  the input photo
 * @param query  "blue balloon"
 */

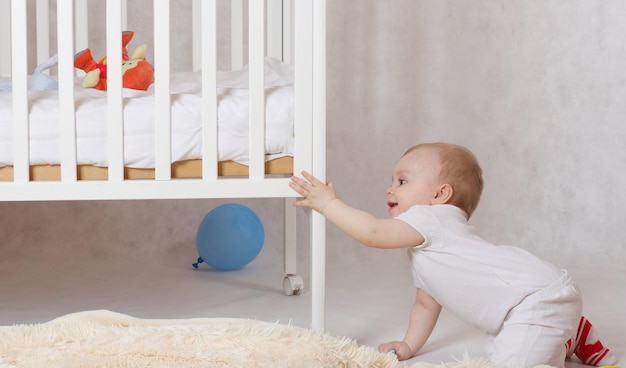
xmin=194 ymin=203 xmax=264 ymax=271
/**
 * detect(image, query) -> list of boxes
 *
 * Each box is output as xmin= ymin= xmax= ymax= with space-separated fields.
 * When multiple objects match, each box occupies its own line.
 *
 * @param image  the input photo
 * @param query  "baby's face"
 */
xmin=386 ymin=148 xmax=442 ymax=218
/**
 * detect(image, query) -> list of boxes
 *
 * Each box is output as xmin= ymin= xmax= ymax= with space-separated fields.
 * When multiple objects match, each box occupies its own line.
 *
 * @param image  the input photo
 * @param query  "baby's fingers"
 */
xmin=300 ymin=170 xmax=324 ymax=186
xmin=291 ymin=198 xmax=310 ymax=208
xmin=289 ymin=178 xmax=306 ymax=196
xmin=289 ymin=182 xmax=312 ymax=208
xmin=289 ymin=175 xmax=312 ymax=192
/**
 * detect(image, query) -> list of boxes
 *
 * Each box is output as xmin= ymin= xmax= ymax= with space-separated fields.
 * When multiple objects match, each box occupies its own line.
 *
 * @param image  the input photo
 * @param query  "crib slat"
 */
xmin=106 ymin=0 xmax=124 ymax=181
xmin=201 ymin=0 xmax=218 ymax=181
xmin=231 ymin=0 xmax=244 ymax=70
xmin=248 ymin=0 xmax=265 ymax=180
xmin=0 ymin=0 xmax=10 ymax=77
xmin=58 ymin=0 xmax=77 ymax=181
xmin=11 ymin=0 xmax=29 ymax=182
xmin=154 ymin=0 xmax=172 ymax=181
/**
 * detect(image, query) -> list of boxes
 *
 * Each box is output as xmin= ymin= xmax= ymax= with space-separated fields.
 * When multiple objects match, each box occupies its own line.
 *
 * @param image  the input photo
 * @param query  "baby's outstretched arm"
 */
xmin=290 ymin=171 xmax=424 ymax=249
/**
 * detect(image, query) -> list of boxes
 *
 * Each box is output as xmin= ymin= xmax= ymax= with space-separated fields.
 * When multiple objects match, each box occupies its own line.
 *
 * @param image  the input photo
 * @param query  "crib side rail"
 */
xmin=0 ymin=0 xmax=324 ymax=202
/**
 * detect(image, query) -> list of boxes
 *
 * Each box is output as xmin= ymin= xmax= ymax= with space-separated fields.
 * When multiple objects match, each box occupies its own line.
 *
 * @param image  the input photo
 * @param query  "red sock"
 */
xmin=566 ymin=316 xmax=616 ymax=366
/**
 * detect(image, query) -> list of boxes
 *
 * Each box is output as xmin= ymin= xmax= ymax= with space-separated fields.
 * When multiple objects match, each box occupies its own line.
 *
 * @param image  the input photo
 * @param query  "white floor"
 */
xmin=0 ymin=231 xmax=623 ymax=367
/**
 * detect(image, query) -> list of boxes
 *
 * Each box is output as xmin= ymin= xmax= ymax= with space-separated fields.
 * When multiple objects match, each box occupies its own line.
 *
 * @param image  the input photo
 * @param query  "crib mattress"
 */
xmin=0 ymin=156 xmax=293 ymax=182
xmin=0 ymin=58 xmax=294 ymax=170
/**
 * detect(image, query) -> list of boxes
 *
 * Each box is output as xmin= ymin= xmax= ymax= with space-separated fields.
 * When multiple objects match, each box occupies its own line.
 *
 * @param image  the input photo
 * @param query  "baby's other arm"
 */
xmin=378 ymin=289 xmax=442 ymax=360
xmin=290 ymin=171 xmax=424 ymax=249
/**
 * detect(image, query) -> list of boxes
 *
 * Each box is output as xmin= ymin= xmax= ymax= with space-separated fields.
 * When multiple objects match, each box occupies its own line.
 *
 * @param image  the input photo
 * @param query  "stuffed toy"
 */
xmin=73 ymin=30 xmax=154 ymax=91
xmin=0 ymin=54 xmax=59 ymax=92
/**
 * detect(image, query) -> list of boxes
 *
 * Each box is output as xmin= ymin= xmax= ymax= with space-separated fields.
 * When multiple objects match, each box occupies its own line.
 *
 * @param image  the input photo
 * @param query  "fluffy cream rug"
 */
xmin=0 ymin=310 xmax=401 ymax=368
xmin=0 ymin=310 xmax=531 ymax=368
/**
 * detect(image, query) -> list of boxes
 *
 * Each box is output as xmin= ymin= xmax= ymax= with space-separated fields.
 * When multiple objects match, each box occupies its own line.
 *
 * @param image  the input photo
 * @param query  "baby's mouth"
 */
xmin=387 ymin=201 xmax=398 ymax=211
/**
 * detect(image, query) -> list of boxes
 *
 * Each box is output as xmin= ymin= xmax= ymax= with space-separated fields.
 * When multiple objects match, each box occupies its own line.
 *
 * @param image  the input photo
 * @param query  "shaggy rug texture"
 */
xmin=0 ymin=310 xmax=547 ymax=368
xmin=0 ymin=310 xmax=401 ymax=368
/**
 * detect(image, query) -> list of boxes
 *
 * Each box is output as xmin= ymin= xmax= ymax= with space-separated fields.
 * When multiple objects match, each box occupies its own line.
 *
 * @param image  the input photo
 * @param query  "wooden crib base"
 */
xmin=0 ymin=157 xmax=293 ymax=181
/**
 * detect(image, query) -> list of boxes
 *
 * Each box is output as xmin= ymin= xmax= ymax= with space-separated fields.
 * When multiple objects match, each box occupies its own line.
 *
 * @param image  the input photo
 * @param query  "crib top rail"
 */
xmin=0 ymin=0 xmax=326 ymax=201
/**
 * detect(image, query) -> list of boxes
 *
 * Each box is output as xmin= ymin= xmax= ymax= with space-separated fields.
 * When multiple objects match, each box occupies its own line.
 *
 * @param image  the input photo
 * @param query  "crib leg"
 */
xmin=310 ymin=208 xmax=326 ymax=330
xmin=282 ymin=197 xmax=303 ymax=296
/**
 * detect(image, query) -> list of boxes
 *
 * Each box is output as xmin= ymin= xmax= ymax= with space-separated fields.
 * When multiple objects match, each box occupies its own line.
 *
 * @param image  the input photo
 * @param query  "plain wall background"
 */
xmin=5 ymin=0 xmax=626 ymax=298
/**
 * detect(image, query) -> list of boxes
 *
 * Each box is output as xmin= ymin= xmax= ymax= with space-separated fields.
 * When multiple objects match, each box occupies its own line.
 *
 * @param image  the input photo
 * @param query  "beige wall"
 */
xmin=6 ymin=1 xmax=626 ymax=273
xmin=325 ymin=1 xmax=626 ymax=268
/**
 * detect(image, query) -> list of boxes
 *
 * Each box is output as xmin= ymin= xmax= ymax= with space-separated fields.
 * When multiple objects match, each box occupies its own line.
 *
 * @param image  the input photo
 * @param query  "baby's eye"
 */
xmin=399 ymin=179 xmax=407 ymax=185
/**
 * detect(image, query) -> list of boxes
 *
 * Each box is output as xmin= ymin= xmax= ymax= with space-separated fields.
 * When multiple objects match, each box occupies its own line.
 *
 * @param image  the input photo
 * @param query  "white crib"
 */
xmin=0 ymin=0 xmax=326 ymax=329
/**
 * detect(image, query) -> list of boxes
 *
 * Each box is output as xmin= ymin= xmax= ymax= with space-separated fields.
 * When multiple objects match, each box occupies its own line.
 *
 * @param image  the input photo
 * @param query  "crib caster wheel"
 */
xmin=283 ymin=275 xmax=303 ymax=296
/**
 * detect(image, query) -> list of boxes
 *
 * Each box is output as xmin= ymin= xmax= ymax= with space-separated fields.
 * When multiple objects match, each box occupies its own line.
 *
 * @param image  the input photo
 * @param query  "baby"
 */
xmin=289 ymin=142 xmax=616 ymax=367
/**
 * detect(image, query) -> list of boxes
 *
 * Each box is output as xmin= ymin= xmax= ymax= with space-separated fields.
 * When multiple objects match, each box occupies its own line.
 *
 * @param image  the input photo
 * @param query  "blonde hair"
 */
xmin=403 ymin=143 xmax=484 ymax=218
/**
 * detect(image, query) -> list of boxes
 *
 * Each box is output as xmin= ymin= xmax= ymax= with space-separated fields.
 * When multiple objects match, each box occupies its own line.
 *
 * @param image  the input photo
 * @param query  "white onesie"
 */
xmin=396 ymin=204 xmax=582 ymax=367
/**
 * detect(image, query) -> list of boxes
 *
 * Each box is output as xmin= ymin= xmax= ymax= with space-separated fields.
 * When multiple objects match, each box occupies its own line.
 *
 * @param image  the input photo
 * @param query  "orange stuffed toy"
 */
xmin=73 ymin=30 xmax=154 ymax=91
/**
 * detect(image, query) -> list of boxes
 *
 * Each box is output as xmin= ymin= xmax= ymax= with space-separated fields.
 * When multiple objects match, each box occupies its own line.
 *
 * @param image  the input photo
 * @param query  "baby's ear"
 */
xmin=433 ymin=183 xmax=453 ymax=204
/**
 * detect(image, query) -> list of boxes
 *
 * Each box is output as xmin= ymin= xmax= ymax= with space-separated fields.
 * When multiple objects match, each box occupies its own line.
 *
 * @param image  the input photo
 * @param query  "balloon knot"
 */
xmin=192 ymin=257 xmax=204 ymax=269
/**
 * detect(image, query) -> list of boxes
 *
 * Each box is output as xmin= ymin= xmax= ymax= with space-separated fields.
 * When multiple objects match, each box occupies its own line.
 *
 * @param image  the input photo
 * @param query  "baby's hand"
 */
xmin=289 ymin=171 xmax=338 ymax=215
xmin=378 ymin=341 xmax=413 ymax=361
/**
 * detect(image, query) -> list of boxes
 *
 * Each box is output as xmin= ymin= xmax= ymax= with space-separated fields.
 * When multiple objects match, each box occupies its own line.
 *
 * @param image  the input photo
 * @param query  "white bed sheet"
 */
xmin=0 ymin=58 xmax=294 ymax=168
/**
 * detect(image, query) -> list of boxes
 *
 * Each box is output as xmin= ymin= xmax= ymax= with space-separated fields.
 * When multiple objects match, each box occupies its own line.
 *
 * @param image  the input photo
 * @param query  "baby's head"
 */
xmin=403 ymin=143 xmax=484 ymax=218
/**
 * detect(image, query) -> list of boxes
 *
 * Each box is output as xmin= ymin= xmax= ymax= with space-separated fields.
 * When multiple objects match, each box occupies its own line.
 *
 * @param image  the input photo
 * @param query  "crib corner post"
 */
xmin=310 ymin=0 xmax=327 ymax=331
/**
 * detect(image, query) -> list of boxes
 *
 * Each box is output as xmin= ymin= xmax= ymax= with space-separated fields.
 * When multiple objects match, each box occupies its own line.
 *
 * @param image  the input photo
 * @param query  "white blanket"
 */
xmin=0 ymin=58 xmax=294 ymax=168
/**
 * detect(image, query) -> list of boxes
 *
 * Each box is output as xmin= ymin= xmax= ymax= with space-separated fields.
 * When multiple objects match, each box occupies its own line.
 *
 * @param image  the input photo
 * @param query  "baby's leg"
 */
xmin=486 ymin=270 xmax=582 ymax=368
xmin=486 ymin=323 xmax=569 ymax=368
